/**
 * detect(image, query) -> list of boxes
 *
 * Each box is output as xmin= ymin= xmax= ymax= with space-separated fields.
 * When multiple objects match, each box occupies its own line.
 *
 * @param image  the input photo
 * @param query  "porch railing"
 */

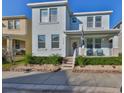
xmin=72 ymin=48 xmax=77 ymax=68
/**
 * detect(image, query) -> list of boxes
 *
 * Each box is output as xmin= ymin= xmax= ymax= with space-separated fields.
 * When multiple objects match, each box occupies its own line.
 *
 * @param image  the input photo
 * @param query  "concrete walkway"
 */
xmin=2 ymin=70 xmax=122 ymax=93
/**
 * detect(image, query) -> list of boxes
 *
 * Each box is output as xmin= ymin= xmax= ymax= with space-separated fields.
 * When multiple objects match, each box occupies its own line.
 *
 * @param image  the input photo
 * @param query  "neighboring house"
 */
xmin=113 ymin=21 xmax=122 ymax=55
xmin=27 ymin=0 xmax=120 ymax=57
xmin=2 ymin=15 xmax=32 ymax=55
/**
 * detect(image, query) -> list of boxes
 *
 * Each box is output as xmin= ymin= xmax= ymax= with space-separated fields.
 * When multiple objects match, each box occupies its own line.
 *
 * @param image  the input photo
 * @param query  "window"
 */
xmin=95 ymin=16 xmax=101 ymax=27
xmin=38 ymin=35 xmax=46 ymax=48
xmin=14 ymin=19 xmax=20 ymax=29
xmin=71 ymin=17 xmax=77 ymax=23
xmin=15 ymin=40 xmax=20 ymax=49
xmin=49 ymin=8 xmax=57 ymax=22
xmin=51 ymin=34 xmax=59 ymax=48
xmin=87 ymin=16 xmax=93 ymax=28
xmin=87 ymin=38 xmax=93 ymax=48
xmin=40 ymin=9 xmax=48 ymax=23
xmin=95 ymin=38 xmax=101 ymax=48
xmin=8 ymin=20 xmax=14 ymax=29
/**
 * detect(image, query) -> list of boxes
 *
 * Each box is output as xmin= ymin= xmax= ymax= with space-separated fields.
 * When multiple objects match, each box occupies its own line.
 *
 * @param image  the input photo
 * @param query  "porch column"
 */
xmin=7 ymin=38 xmax=13 ymax=52
xmin=112 ymin=35 xmax=119 ymax=56
xmin=79 ymin=37 xmax=85 ymax=56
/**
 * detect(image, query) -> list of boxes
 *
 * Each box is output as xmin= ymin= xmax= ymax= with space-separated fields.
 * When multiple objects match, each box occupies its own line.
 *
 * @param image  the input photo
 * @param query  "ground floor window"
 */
xmin=51 ymin=34 xmax=59 ymax=48
xmin=86 ymin=38 xmax=93 ymax=48
xmin=15 ymin=40 xmax=20 ymax=49
xmin=38 ymin=35 xmax=46 ymax=48
xmin=95 ymin=38 xmax=101 ymax=48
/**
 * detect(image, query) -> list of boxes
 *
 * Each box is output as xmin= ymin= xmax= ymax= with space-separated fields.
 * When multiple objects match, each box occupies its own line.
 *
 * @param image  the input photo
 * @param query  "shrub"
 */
xmin=75 ymin=56 xmax=122 ymax=66
xmin=119 ymin=53 xmax=122 ymax=57
xmin=48 ymin=54 xmax=62 ymax=65
xmin=26 ymin=54 xmax=62 ymax=65
xmin=75 ymin=56 xmax=84 ymax=66
xmin=24 ymin=54 xmax=32 ymax=65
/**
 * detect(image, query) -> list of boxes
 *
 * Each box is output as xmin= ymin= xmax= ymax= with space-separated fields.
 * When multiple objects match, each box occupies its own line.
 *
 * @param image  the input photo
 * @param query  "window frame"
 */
xmin=40 ymin=9 xmax=49 ymax=23
xmin=15 ymin=40 xmax=20 ymax=49
xmin=87 ymin=16 xmax=93 ymax=28
xmin=95 ymin=16 xmax=102 ymax=28
xmin=49 ymin=8 xmax=58 ymax=23
xmin=71 ymin=17 xmax=77 ymax=24
xmin=86 ymin=38 xmax=93 ymax=49
xmin=14 ymin=19 xmax=20 ymax=29
xmin=8 ymin=20 xmax=14 ymax=29
xmin=40 ymin=8 xmax=58 ymax=23
xmin=51 ymin=34 xmax=59 ymax=48
xmin=38 ymin=35 xmax=46 ymax=49
xmin=95 ymin=38 xmax=101 ymax=48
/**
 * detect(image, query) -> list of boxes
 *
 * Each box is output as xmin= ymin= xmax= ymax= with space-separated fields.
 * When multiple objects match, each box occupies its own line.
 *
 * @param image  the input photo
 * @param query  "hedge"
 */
xmin=75 ymin=56 xmax=122 ymax=66
xmin=25 ymin=54 xmax=63 ymax=65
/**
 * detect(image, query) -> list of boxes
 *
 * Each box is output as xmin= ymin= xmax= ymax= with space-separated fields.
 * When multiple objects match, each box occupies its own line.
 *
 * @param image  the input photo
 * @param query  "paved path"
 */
xmin=3 ymin=71 xmax=122 ymax=93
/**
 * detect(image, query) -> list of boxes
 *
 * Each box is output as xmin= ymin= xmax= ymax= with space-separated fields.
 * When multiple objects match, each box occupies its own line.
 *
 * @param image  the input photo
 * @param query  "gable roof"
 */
xmin=113 ymin=21 xmax=122 ymax=29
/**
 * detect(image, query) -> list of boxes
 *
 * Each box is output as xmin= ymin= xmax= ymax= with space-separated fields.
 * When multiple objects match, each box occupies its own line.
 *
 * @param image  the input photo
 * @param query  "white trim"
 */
xmin=73 ymin=11 xmax=113 ymax=16
xmin=27 ymin=1 xmax=67 ymax=7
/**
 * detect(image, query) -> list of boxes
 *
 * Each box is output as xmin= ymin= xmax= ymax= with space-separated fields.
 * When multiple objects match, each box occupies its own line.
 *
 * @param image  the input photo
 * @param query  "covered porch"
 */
xmin=65 ymin=30 xmax=120 ymax=57
xmin=2 ymin=34 xmax=27 ymax=55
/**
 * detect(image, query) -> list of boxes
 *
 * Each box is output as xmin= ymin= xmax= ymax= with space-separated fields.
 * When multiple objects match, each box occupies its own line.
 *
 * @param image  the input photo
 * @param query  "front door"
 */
xmin=70 ymin=39 xmax=80 ymax=56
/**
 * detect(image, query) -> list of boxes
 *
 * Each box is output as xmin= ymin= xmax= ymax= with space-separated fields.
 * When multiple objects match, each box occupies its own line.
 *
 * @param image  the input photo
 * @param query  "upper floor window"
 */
xmin=95 ymin=16 xmax=102 ymax=27
xmin=71 ymin=17 xmax=77 ymax=23
xmin=40 ymin=8 xmax=58 ymax=23
xmin=51 ymin=34 xmax=59 ymax=48
xmin=87 ymin=16 xmax=93 ymax=28
xmin=95 ymin=38 xmax=101 ymax=48
xmin=40 ymin=9 xmax=49 ymax=23
xmin=8 ymin=19 xmax=20 ymax=29
xmin=8 ymin=20 xmax=14 ymax=29
xmin=38 ymin=35 xmax=46 ymax=48
xmin=49 ymin=8 xmax=57 ymax=22
xmin=14 ymin=19 xmax=20 ymax=29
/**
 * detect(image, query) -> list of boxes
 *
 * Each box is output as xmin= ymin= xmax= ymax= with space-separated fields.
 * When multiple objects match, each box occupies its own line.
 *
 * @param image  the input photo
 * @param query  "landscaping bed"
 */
xmin=9 ymin=64 xmax=61 ymax=72
xmin=75 ymin=56 xmax=122 ymax=66
xmin=73 ymin=65 xmax=122 ymax=73
xmin=3 ymin=54 xmax=62 ymax=72
xmin=73 ymin=56 xmax=122 ymax=73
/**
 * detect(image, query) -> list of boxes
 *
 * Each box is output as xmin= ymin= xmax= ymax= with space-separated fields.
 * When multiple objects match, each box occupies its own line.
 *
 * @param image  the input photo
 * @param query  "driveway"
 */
xmin=2 ymin=70 xmax=122 ymax=93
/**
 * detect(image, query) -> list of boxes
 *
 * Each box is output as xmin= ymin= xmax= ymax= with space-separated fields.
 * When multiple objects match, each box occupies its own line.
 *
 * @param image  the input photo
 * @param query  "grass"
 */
xmin=2 ymin=59 xmax=26 ymax=71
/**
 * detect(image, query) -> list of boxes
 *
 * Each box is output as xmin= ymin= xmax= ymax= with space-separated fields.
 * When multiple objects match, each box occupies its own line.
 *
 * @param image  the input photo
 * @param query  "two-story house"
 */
xmin=2 ymin=15 xmax=32 ymax=55
xmin=27 ymin=0 xmax=120 ymax=57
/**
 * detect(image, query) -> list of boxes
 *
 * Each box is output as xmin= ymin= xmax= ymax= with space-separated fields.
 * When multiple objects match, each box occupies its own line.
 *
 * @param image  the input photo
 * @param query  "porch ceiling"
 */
xmin=65 ymin=29 xmax=120 ymax=37
xmin=2 ymin=34 xmax=27 ymax=41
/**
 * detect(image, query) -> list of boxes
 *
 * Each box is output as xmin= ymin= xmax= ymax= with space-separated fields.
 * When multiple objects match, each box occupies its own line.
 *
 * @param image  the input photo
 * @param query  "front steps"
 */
xmin=61 ymin=57 xmax=74 ymax=70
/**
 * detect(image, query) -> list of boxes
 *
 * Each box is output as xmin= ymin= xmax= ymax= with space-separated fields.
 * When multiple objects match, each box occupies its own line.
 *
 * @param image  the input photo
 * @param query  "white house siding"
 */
xmin=70 ymin=15 xmax=110 ymax=31
xmin=112 ymin=35 xmax=119 ymax=56
xmin=32 ymin=6 xmax=67 ymax=57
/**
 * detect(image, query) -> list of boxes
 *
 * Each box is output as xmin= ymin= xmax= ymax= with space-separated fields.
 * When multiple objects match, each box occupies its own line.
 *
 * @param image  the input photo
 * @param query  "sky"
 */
xmin=2 ymin=0 xmax=122 ymax=28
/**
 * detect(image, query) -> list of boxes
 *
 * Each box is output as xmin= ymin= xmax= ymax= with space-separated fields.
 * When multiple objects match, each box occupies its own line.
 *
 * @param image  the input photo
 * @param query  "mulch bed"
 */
xmin=3 ymin=64 xmax=61 ymax=72
xmin=73 ymin=65 xmax=122 ymax=73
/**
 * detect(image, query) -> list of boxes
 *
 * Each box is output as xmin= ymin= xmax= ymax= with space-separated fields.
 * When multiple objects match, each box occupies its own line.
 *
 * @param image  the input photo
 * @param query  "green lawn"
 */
xmin=2 ymin=60 xmax=26 ymax=71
